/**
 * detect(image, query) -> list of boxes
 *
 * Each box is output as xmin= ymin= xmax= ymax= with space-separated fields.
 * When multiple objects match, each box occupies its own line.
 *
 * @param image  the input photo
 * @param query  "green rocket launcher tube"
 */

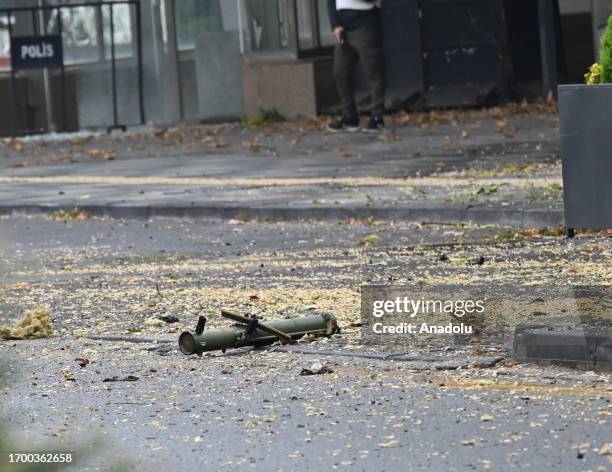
xmin=178 ymin=311 xmax=339 ymax=355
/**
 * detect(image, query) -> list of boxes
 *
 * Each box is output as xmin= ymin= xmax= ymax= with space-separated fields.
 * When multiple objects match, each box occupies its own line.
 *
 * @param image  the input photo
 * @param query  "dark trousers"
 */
xmin=333 ymin=24 xmax=385 ymax=120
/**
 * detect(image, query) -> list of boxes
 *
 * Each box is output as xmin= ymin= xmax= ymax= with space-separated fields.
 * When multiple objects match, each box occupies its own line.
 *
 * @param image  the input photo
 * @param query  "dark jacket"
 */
xmin=327 ymin=0 xmax=380 ymax=31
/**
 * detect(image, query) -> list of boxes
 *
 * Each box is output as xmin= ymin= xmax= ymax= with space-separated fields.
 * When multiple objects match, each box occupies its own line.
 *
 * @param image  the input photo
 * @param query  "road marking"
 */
xmin=0 ymin=175 xmax=562 ymax=188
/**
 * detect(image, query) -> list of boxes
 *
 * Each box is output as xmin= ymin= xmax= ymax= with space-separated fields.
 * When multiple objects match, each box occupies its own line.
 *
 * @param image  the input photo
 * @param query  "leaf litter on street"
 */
xmin=0 ymin=99 xmax=610 ymax=469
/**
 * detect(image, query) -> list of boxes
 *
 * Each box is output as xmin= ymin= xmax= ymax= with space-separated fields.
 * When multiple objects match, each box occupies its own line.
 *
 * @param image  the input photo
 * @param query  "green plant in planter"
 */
xmin=601 ymin=15 xmax=612 ymax=83
xmin=584 ymin=63 xmax=602 ymax=84
xmin=585 ymin=15 xmax=612 ymax=84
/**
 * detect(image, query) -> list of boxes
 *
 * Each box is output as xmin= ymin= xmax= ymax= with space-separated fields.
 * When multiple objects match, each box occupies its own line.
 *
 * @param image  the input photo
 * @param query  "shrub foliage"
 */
xmin=585 ymin=15 xmax=612 ymax=84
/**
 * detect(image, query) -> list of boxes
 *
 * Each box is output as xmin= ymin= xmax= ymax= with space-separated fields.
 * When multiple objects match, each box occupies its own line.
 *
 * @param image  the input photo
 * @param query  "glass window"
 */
xmin=297 ymin=0 xmax=315 ymax=50
xmin=0 ymin=16 xmax=11 ymax=71
xmin=102 ymin=4 xmax=133 ymax=60
xmin=241 ymin=0 xmax=291 ymax=52
xmin=240 ymin=0 xmax=334 ymax=55
xmin=42 ymin=4 xmax=134 ymax=64
xmin=174 ymin=0 xmax=228 ymax=51
xmin=53 ymin=7 xmax=99 ymax=64
xmin=317 ymin=0 xmax=335 ymax=46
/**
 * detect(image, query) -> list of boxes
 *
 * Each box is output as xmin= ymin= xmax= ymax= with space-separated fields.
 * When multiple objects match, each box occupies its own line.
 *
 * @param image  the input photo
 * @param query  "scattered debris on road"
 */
xmin=299 ymin=361 xmax=334 ymax=376
xmin=102 ymin=375 xmax=139 ymax=383
xmin=75 ymin=357 xmax=90 ymax=367
xmin=0 ymin=306 xmax=53 ymax=340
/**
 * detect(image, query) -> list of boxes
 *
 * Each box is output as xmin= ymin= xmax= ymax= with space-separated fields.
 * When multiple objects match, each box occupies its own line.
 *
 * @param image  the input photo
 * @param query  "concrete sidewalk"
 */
xmin=0 ymin=106 xmax=565 ymax=226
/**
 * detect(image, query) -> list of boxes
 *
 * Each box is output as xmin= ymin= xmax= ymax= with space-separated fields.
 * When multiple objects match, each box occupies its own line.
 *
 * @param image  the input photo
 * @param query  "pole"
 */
xmin=95 ymin=3 xmax=105 ymax=62
xmin=38 ymin=0 xmax=56 ymax=132
xmin=57 ymin=7 xmax=66 ymax=131
xmin=538 ymin=0 xmax=558 ymax=100
xmin=136 ymin=0 xmax=145 ymax=125
xmin=109 ymin=2 xmax=119 ymax=129
xmin=162 ymin=0 xmax=182 ymax=122
xmin=7 ymin=11 xmax=17 ymax=136
xmin=31 ymin=10 xmax=38 ymax=35
xmin=237 ymin=0 xmax=244 ymax=54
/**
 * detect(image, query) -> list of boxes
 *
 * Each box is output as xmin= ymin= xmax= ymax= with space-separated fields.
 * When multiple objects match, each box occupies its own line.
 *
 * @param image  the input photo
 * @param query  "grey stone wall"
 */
xmin=195 ymin=31 xmax=243 ymax=121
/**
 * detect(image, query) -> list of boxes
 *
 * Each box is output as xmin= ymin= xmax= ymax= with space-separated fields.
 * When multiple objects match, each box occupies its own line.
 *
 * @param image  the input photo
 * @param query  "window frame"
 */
xmin=245 ymin=0 xmax=333 ymax=62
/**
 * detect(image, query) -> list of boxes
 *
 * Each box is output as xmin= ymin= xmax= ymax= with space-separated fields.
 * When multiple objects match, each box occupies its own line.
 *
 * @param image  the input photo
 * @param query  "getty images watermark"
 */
xmin=360 ymin=285 xmax=489 ymax=342
xmin=371 ymin=296 xmax=484 ymax=335
xmin=361 ymin=284 xmax=611 ymax=347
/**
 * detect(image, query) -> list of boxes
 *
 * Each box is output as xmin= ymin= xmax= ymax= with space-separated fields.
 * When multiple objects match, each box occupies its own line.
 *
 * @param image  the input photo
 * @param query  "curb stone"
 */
xmin=0 ymin=204 xmax=564 ymax=227
xmin=513 ymin=316 xmax=612 ymax=372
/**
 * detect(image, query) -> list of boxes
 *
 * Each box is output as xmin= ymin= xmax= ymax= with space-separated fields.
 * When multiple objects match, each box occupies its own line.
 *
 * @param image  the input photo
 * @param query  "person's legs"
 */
xmin=333 ymin=41 xmax=359 ymax=121
xmin=346 ymin=25 xmax=385 ymax=118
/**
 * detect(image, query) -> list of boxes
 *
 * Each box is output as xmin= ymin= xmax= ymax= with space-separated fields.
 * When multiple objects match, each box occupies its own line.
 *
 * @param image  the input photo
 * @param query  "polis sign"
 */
xmin=11 ymin=35 xmax=64 ymax=70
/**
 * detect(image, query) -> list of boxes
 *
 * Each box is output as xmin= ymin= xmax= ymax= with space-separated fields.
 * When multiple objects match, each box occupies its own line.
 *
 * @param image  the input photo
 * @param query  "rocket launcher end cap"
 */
xmin=178 ymin=331 xmax=198 ymax=355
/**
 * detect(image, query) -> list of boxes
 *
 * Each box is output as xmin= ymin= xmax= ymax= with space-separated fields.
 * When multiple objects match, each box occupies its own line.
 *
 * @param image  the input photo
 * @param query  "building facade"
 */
xmin=1 ymin=0 xmax=611 ymax=136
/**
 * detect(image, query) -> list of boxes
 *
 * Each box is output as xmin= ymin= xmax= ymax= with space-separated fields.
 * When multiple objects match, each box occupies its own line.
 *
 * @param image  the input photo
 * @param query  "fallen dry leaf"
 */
xmin=68 ymin=136 xmax=92 ymax=146
xmin=599 ymin=443 xmax=612 ymax=456
xmin=379 ymin=439 xmax=399 ymax=448
xmin=7 ymin=137 xmax=25 ymax=151
xmin=291 ymin=132 xmax=305 ymax=145
xmin=494 ymin=119 xmax=508 ymax=131
xmin=337 ymin=147 xmax=352 ymax=159
xmin=155 ymin=129 xmax=185 ymax=141
xmin=75 ymin=357 xmax=90 ymax=367
xmin=87 ymin=149 xmax=116 ymax=160
xmin=502 ymin=127 xmax=518 ymax=138
xmin=202 ymin=136 xmax=228 ymax=149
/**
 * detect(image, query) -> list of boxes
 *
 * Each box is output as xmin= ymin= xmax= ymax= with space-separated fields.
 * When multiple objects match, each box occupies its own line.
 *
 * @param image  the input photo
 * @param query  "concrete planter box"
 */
xmin=558 ymin=84 xmax=612 ymax=236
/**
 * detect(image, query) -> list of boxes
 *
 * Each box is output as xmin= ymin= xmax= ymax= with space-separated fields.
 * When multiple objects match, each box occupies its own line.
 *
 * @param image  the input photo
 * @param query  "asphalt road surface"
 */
xmin=0 ymin=216 xmax=610 ymax=471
